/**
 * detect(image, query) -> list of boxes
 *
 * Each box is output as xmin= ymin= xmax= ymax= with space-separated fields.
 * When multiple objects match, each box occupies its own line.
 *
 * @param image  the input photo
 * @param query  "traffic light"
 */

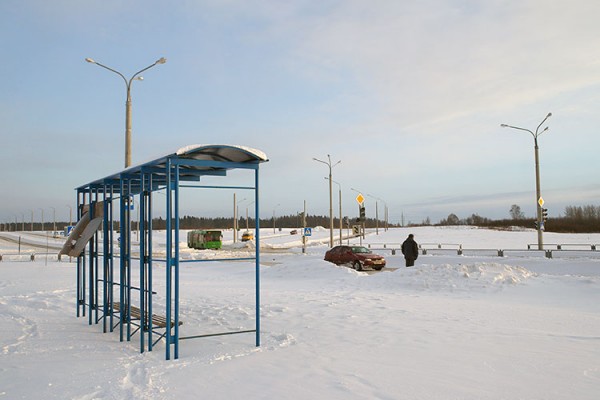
xmin=542 ymin=208 xmax=548 ymax=222
xmin=534 ymin=221 xmax=538 ymax=229
xmin=359 ymin=206 xmax=366 ymax=222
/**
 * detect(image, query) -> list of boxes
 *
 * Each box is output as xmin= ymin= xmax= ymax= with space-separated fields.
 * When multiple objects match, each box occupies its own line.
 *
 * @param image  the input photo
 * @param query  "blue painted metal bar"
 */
xmin=109 ymin=184 xmax=115 ymax=333
xmin=82 ymin=191 xmax=87 ymax=319
xmin=255 ymin=168 xmax=261 ymax=347
xmin=180 ymin=329 xmax=256 ymax=340
xmin=180 ymin=170 xmax=226 ymax=177
xmin=119 ymin=179 xmax=126 ymax=342
xmin=102 ymin=191 xmax=110 ymax=333
xmin=88 ymin=191 xmax=94 ymax=326
xmin=93 ymin=191 xmax=100 ymax=325
xmin=178 ymin=257 xmax=257 ymax=263
xmin=165 ymin=159 xmax=172 ymax=360
xmin=139 ymin=182 xmax=146 ymax=353
xmin=126 ymin=179 xmax=132 ymax=342
xmin=104 ymin=184 xmax=115 ymax=332
xmin=179 ymin=184 xmax=256 ymax=190
xmin=174 ymin=164 xmax=180 ymax=360
xmin=76 ymin=190 xmax=84 ymax=318
xmin=148 ymin=173 xmax=154 ymax=352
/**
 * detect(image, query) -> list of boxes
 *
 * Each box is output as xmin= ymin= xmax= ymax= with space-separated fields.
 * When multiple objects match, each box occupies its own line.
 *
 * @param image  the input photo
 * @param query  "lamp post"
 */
xmin=50 ymin=206 xmax=56 ymax=236
xmin=501 ymin=112 xmax=552 ymax=250
xmin=85 ymin=57 xmax=167 ymax=168
xmin=367 ymin=194 xmax=388 ymax=233
xmin=66 ymin=205 xmax=73 ymax=227
xmin=245 ymin=200 xmax=255 ymax=231
xmin=272 ymin=204 xmax=280 ymax=234
xmin=366 ymin=194 xmax=379 ymax=235
xmin=325 ymin=177 xmax=343 ymax=245
xmin=313 ymin=155 xmax=341 ymax=248
xmin=233 ymin=194 xmax=247 ymax=243
xmin=38 ymin=208 xmax=44 ymax=232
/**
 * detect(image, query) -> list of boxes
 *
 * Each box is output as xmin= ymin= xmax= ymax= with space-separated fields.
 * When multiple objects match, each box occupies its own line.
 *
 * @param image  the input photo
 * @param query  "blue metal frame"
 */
xmin=72 ymin=145 xmax=267 ymax=360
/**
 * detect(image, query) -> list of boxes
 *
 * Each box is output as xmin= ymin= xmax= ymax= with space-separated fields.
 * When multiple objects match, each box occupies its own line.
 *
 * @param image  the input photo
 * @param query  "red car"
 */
xmin=324 ymin=245 xmax=386 ymax=271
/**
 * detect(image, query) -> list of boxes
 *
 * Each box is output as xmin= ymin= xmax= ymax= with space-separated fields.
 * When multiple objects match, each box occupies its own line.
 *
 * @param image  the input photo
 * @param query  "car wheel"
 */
xmin=373 ymin=266 xmax=384 ymax=271
xmin=353 ymin=261 xmax=363 ymax=271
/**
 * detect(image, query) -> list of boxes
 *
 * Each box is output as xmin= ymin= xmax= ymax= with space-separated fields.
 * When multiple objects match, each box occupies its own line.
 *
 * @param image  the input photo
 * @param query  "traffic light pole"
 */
xmin=534 ymin=137 xmax=543 ymax=250
xmin=501 ymin=112 xmax=551 ymax=251
xmin=359 ymin=204 xmax=366 ymax=243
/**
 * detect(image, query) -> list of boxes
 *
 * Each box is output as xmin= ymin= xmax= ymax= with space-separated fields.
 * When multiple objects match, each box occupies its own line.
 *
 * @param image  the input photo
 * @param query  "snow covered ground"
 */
xmin=1 ymin=226 xmax=599 ymax=399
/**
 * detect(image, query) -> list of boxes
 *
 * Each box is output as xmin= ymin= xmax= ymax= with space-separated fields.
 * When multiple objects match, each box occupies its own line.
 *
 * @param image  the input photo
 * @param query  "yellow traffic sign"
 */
xmin=356 ymin=193 xmax=365 ymax=205
xmin=538 ymin=197 xmax=544 ymax=207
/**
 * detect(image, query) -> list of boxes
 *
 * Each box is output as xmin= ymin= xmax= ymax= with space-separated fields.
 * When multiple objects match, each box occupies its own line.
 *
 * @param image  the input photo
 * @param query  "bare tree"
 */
xmin=509 ymin=204 xmax=525 ymax=220
xmin=441 ymin=213 xmax=460 ymax=225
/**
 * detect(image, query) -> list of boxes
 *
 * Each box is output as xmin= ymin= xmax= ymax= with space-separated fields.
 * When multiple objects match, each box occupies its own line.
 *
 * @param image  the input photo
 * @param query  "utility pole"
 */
xmin=501 ymin=112 xmax=552 ymax=250
xmin=313 ymin=155 xmax=341 ymax=248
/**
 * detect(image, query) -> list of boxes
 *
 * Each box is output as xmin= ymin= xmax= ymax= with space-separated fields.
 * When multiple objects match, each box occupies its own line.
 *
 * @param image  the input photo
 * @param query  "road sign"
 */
xmin=303 ymin=227 xmax=312 ymax=236
xmin=356 ymin=193 xmax=365 ymax=205
xmin=538 ymin=197 xmax=544 ymax=207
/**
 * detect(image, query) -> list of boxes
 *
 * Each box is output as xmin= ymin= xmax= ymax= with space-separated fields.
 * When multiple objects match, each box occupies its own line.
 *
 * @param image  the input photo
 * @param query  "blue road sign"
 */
xmin=303 ymin=227 xmax=312 ymax=236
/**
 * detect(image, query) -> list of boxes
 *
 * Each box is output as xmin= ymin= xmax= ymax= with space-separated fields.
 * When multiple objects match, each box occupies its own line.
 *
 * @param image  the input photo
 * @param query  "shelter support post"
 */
xmin=255 ymin=168 xmax=261 ymax=347
xmin=76 ymin=190 xmax=85 ymax=318
xmin=165 ymin=160 xmax=181 ymax=360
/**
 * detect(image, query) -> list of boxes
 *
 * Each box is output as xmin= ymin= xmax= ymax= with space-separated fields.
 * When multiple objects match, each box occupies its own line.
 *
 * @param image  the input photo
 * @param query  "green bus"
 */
xmin=187 ymin=230 xmax=223 ymax=250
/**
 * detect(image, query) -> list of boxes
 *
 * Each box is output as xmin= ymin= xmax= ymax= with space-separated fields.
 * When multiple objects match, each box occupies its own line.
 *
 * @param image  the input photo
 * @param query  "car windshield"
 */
xmin=351 ymin=246 xmax=371 ymax=254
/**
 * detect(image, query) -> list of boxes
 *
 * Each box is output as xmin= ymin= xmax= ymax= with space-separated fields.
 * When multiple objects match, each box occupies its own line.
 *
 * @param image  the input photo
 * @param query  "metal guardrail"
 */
xmin=367 ymin=243 xmax=599 ymax=259
xmin=527 ymin=243 xmax=597 ymax=250
xmin=0 ymin=252 xmax=72 ymax=262
xmin=420 ymin=243 xmax=463 ymax=250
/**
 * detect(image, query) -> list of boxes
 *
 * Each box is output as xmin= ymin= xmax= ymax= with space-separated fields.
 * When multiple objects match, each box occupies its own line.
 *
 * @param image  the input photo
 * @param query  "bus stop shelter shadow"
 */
xmin=60 ymin=144 xmax=268 ymax=360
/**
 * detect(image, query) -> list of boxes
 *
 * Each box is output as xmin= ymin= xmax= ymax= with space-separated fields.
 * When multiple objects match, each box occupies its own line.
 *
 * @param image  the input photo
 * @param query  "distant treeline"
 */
xmin=138 ymin=204 xmax=600 ymax=233
xmin=434 ymin=205 xmax=600 ymax=233
xmin=3 ymin=205 xmax=599 ymax=233
xmin=154 ymin=214 xmax=386 ymax=230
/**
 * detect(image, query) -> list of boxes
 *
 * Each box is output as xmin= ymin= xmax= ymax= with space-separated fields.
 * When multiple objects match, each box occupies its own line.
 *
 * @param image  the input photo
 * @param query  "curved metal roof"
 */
xmin=175 ymin=144 xmax=268 ymax=163
xmin=77 ymin=144 xmax=268 ymax=192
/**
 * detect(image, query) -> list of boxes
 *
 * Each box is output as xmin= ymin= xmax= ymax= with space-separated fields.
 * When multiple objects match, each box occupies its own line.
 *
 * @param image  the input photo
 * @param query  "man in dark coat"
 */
xmin=401 ymin=234 xmax=419 ymax=267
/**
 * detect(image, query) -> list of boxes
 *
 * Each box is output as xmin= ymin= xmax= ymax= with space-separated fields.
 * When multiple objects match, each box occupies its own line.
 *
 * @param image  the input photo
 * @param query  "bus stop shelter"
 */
xmin=61 ymin=144 xmax=268 ymax=360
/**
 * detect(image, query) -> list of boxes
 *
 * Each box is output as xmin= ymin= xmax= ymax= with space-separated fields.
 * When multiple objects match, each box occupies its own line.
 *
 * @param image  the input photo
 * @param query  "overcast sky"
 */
xmin=2 ymin=0 xmax=600 ymax=225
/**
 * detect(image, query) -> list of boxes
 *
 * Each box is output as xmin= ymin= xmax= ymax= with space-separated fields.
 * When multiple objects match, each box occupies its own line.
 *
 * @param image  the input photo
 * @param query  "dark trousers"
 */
xmin=405 ymin=258 xmax=415 ymax=267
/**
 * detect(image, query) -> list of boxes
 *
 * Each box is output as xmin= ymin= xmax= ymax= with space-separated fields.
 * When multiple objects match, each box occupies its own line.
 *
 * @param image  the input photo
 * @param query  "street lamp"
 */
xmin=245 ymin=200 xmax=255 ymax=231
xmin=367 ymin=194 xmax=388 ymax=233
xmin=233 ymin=194 xmax=247 ymax=243
xmin=501 ymin=112 xmax=552 ymax=250
xmin=272 ymin=204 xmax=280 ymax=234
xmin=38 ymin=208 xmax=44 ymax=232
xmin=66 ymin=205 xmax=73 ymax=227
xmin=50 ymin=206 xmax=56 ymax=236
xmin=366 ymin=194 xmax=380 ymax=235
xmin=85 ymin=57 xmax=167 ymax=168
xmin=325 ymin=177 xmax=343 ymax=245
xmin=313 ymin=155 xmax=341 ymax=248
